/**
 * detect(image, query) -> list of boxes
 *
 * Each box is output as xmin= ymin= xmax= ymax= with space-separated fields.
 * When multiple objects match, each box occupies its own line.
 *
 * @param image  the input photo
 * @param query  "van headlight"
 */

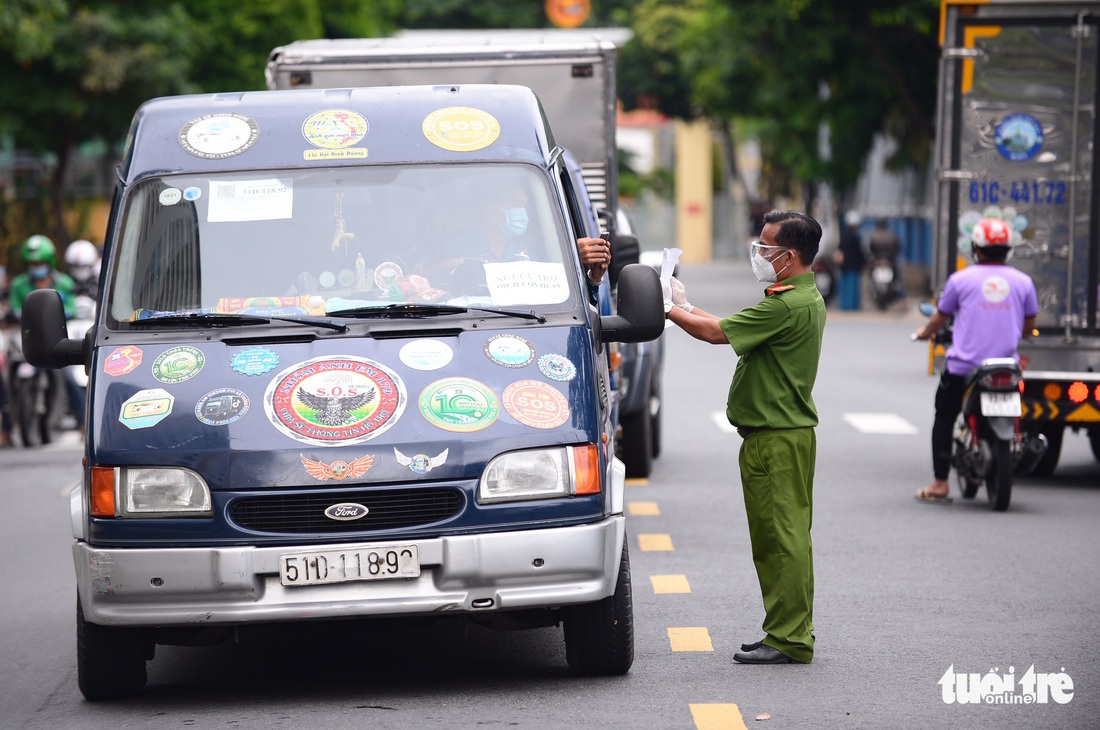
xmin=478 ymin=445 xmax=600 ymax=504
xmin=90 ymin=466 xmax=212 ymax=517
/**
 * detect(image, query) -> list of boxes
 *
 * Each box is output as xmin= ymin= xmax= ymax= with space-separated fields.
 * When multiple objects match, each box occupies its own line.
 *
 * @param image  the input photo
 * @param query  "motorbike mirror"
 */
xmin=918 ymin=301 xmax=937 ymax=318
xmin=21 ymin=289 xmax=84 ymax=369
xmin=600 ymin=263 xmax=664 ymax=343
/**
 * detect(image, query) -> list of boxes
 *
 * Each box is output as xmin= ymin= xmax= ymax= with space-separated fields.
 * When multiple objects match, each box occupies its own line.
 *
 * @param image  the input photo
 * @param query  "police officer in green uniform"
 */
xmin=664 ymin=210 xmax=825 ymax=664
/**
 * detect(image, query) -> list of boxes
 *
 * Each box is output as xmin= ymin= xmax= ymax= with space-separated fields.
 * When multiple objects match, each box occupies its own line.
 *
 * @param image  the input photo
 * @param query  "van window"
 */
xmin=107 ymin=164 xmax=579 ymax=326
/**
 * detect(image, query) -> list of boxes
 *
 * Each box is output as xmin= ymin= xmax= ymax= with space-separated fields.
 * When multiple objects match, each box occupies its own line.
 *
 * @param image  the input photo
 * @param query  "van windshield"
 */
xmin=107 ymin=164 xmax=579 ymax=326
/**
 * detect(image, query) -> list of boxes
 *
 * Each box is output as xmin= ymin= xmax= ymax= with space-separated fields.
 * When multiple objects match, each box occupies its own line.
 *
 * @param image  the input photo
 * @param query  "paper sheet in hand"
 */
xmin=660 ymin=247 xmax=682 ymax=287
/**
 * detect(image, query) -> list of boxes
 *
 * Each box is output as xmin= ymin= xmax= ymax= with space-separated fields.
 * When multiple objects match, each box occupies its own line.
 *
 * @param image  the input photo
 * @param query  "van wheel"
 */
xmin=564 ymin=540 xmax=634 ymax=676
xmin=619 ymin=405 xmax=653 ymax=478
xmin=77 ymin=596 xmax=149 ymax=700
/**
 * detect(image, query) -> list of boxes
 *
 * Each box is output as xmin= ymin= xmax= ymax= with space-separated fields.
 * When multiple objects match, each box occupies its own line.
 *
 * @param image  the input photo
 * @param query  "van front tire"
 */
xmin=77 ymin=597 xmax=149 ymax=701
xmin=563 ymin=540 xmax=634 ymax=676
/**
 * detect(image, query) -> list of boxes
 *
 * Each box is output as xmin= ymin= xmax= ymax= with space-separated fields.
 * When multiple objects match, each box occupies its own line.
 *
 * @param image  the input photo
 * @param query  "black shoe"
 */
xmin=733 ymin=644 xmax=796 ymax=664
xmin=740 ymin=638 xmax=765 ymax=652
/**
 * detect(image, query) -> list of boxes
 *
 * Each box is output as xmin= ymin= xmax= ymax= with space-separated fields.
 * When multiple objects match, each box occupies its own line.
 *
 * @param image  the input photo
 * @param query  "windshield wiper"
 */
xmin=127 ymin=312 xmax=348 ymax=332
xmin=327 ymin=303 xmax=546 ymax=323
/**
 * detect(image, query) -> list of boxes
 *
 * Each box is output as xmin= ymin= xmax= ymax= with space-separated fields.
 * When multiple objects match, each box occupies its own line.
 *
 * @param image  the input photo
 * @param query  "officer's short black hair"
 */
xmin=763 ymin=210 xmax=821 ymax=265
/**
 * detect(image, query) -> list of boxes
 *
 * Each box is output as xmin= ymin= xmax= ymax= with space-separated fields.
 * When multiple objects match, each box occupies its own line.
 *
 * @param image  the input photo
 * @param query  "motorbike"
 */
xmin=5 ymin=323 xmax=58 ymax=447
xmin=869 ymin=256 xmax=900 ymax=310
xmin=917 ymin=303 xmax=1047 ymax=511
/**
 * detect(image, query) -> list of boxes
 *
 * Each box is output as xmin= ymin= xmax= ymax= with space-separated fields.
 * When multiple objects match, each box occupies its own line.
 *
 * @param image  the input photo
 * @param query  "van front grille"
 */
xmin=230 ymin=487 xmax=464 ymax=534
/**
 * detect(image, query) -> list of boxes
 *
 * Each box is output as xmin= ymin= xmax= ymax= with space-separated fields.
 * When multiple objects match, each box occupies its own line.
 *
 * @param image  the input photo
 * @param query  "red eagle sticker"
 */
xmin=300 ymin=453 xmax=375 ymax=481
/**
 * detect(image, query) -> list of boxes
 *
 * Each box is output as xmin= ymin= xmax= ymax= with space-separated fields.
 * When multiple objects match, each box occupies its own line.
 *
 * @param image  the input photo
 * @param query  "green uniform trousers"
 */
xmin=738 ymin=427 xmax=816 ymax=663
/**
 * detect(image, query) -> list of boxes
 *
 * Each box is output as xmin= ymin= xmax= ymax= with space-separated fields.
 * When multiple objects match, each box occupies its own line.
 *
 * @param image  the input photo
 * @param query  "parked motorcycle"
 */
xmin=5 ymin=325 xmax=58 ymax=447
xmin=869 ymin=256 xmax=900 ymax=310
xmin=917 ymin=303 xmax=1047 ymax=511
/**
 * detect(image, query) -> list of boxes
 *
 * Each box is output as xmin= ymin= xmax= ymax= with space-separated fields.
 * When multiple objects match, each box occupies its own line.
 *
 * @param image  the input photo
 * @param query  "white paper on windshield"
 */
xmin=207 ymin=179 xmax=293 ymax=222
xmin=484 ymin=261 xmax=569 ymax=306
xmin=660 ymin=247 xmax=682 ymax=288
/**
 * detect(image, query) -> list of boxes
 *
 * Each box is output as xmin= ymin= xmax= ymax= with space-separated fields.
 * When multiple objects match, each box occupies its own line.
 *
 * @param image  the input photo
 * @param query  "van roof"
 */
xmin=121 ymin=84 xmax=554 ymax=184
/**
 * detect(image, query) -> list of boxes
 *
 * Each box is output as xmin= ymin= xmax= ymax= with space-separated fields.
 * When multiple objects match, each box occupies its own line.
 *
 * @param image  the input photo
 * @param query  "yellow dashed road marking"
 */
xmin=625 ymin=477 xmax=649 ymax=487
xmin=690 ymin=703 xmax=749 ymax=730
xmin=650 ymin=574 xmax=691 ymax=594
xmin=668 ymin=627 xmax=713 ymax=652
xmin=638 ymin=533 xmax=674 ymax=551
xmin=627 ymin=500 xmax=661 ymax=516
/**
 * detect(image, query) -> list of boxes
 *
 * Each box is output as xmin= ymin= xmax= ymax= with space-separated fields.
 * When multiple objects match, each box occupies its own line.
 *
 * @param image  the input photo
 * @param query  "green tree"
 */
xmin=0 ymin=1 xmax=199 ymax=241
xmin=622 ymin=0 xmax=941 ymax=207
xmin=0 ymin=0 xmax=399 ymax=249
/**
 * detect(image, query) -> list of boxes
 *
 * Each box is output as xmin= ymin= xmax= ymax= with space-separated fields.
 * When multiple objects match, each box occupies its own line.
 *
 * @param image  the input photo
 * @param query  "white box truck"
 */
xmin=266 ymin=29 xmax=667 ymax=477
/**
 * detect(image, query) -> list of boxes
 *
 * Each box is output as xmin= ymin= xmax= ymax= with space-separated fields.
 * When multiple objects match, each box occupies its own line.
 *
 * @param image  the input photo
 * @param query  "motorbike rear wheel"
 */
xmin=985 ymin=438 xmax=1013 ymax=512
xmin=13 ymin=376 xmax=39 ymax=447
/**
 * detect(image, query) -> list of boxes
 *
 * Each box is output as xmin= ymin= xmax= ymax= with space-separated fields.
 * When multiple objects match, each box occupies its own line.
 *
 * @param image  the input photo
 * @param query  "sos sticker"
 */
xmin=264 ymin=356 xmax=406 ymax=446
xmin=422 ymin=107 xmax=501 ymax=152
xmin=502 ymin=380 xmax=569 ymax=429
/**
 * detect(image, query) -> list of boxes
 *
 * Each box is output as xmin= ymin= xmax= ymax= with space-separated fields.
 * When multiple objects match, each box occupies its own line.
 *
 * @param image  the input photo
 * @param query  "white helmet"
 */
xmin=65 ymin=239 xmax=99 ymax=267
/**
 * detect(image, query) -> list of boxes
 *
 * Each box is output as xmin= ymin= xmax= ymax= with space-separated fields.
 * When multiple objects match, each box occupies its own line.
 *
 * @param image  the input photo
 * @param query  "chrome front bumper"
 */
xmin=75 ymin=517 xmax=625 ymax=626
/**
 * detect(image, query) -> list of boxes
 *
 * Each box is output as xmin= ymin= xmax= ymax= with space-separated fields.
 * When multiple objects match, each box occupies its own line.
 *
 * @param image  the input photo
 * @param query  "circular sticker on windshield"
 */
xmin=159 ymin=188 xmax=182 ymax=206
xmin=538 ymin=353 xmax=576 ymax=382
xmin=502 ymin=380 xmax=569 ymax=429
xmin=422 ymin=107 xmax=501 ymax=152
xmin=196 ymin=388 xmax=250 ymax=426
xmin=419 ymin=377 xmax=500 ymax=432
xmin=265 ymin=356 xmax=406 ymax=446
xmin=995 ymin=114 xmax=1044 ymax=162
xmin=179 ymin=113 xmax=259 ymax=159
xmin=152 ymin=346 xmax=205 ymax=384
xmin=485 ymin=334 xmax=534 ymax=368
xmin=303 ymin=109 xmax=369 ymax=149
xmin=399 ymin=339 xmax=454 ymax=370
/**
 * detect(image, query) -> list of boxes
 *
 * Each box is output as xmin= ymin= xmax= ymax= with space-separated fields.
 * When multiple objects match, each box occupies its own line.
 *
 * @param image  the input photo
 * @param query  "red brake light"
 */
xmin=1068 ymin=382 xmax=1088 ymax=403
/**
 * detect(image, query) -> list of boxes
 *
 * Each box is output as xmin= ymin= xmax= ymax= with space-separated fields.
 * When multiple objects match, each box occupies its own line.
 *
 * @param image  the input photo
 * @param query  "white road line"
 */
xmin=710 ymin=412 xmax=737 ymax=433
xmin=842 ymin=412 xmax=920 ymax=435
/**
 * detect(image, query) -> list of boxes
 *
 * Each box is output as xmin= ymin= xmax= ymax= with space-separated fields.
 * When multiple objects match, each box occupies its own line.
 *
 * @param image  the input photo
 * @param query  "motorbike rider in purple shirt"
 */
xmin=912 ymin=217 xmax=1038 ymax=502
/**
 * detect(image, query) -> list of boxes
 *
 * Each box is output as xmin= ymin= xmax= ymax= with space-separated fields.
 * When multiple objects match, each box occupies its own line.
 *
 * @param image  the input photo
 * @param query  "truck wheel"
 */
xmin=650 ymin=388 xmax=662 ymax=460
xmin=1029 ymin=426 xmax=1063 ymax=477
xmin=564 ymin=540 xmax=634 ymax=676
xmin=77 ymin=597 xmax=149 ymax=700
xmin=619 ymin=405 xmax=653 ymax=478
xmin=1089 ymin=427 xmax=1100 ymax=462
xmin=985 ymin=438 xmax=1013 ymax=512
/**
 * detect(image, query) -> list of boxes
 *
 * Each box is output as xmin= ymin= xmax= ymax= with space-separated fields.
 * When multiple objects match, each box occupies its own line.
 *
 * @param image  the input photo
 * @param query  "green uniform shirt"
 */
xmin=720 ymin=272 xmax=825 ymax=429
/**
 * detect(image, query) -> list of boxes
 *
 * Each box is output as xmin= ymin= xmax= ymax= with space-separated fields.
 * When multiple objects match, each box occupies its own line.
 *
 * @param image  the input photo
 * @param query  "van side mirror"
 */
xmin=21 ymin=289 xmax=85 ymax=369
xmin=600 ymin=263 xmax=664 ymax=343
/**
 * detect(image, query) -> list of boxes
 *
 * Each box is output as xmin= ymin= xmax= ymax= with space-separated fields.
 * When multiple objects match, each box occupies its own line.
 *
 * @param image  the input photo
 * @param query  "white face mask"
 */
xmin=749 ymin=245 xmax=790 ymax=283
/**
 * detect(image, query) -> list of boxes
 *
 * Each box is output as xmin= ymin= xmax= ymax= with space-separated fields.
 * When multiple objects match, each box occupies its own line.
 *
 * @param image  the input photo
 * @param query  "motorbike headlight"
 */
xmin=478 ymin=445 xmax=600 ymax=504
xmin=90 ymin=466 xmax=212 ymax=517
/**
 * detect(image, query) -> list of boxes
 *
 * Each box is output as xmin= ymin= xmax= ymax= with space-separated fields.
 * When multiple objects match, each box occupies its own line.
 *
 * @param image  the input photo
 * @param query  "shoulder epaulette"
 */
xmin=765 ymin=283 xmax=796 ymax=296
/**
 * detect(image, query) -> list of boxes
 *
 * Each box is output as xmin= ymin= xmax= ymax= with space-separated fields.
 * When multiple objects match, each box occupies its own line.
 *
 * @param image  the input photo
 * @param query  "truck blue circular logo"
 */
xmin=994 ymin=114 xmax=1044 ymax=162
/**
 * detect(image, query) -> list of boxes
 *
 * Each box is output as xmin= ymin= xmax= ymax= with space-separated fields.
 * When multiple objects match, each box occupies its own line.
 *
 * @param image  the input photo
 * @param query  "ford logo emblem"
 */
xmin=324 ymin=503 xmax=369 ymax=521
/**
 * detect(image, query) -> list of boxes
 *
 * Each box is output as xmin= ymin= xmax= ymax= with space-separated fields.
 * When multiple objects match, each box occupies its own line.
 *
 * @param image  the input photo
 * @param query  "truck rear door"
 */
xmin=935 ymin=4 xmax=1100 ymax=336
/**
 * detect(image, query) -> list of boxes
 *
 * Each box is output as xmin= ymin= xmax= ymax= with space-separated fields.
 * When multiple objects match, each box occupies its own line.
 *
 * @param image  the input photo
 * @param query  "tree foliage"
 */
xmin=622 ymin=0 xmax=941 ymax=203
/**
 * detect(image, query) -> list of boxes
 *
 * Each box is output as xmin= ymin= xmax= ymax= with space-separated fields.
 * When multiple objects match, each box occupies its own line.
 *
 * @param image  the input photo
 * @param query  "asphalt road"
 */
xmin=1 ymin=259 xmax=1097 ymax=729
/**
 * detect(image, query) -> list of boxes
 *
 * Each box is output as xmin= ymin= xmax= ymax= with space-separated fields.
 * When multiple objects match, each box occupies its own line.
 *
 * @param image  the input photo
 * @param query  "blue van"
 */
xmin=22 ymin=84 xmax=662 ymax=700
